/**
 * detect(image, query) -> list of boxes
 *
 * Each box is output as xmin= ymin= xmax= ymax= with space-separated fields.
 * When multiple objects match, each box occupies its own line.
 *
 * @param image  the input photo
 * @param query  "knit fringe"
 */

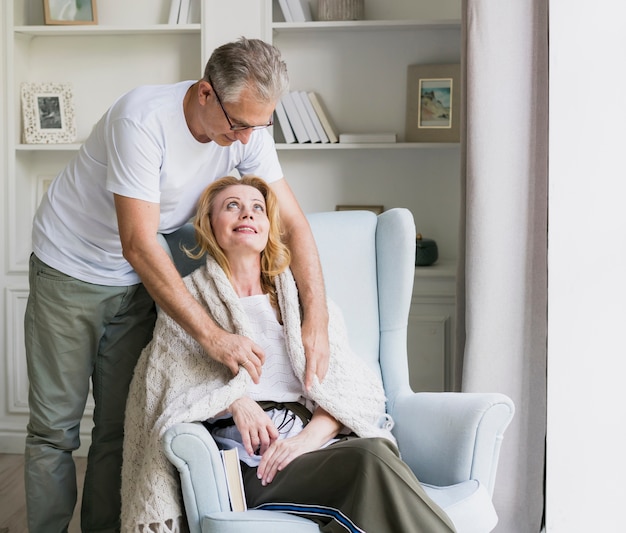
xmin=135 ymin=515 xmax=186 ymax=533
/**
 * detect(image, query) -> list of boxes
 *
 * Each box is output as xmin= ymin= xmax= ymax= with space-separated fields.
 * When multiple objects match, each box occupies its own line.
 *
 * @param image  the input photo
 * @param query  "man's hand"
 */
xmin=301 ymin=318 xmax=330 ymax=391
xmin=230 ymin=397 xmax=279 ymax=456
xmin=205 ymin=330 xmax=265 ymax=384
xmin=268 ymin=179 xmax=331 ymax=390
xmin=113 ymin=194 xmax=266 ymax=383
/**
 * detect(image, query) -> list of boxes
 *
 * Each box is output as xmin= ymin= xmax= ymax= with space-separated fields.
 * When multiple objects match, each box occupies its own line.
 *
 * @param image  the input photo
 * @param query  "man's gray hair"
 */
xmin=204 ymin=37 xmax=289 ymax=104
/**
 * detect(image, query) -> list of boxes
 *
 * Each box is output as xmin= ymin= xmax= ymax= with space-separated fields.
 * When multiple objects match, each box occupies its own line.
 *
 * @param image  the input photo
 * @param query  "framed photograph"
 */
xmin=21 ymin=82 xmax=77 ymax=144
xmin=44 ymin=0 xmax=98 ymax=25
xmin=336 ymin=205 xmax=384 ymax=215
xmin=405 ymin=63 xmax=461 ymax=143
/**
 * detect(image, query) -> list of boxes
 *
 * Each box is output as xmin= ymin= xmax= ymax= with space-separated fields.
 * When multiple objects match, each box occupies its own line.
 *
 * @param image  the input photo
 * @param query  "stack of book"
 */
xmin=277 ymin=0 xmax=313 ymax=22
xmin=275 ymin=91 xmax=339 ymax=144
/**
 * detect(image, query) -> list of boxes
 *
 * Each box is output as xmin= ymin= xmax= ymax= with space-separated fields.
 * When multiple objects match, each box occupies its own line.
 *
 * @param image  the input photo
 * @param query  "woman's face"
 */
xmin=210 ymin=184 xmax=270 ymax=257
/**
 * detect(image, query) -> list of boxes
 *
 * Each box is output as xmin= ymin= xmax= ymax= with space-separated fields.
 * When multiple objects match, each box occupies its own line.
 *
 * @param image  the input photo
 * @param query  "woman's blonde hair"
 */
xmin=189 ymin=175 xmax=291 ymax=309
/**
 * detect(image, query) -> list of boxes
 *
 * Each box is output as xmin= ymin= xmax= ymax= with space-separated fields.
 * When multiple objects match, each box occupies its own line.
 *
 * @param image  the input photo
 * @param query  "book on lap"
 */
xmin=221 ymin=448 xmax=247 ymax=512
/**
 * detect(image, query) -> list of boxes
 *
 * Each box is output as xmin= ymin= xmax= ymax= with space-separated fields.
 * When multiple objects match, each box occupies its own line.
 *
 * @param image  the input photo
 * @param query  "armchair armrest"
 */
xmin=391 ymin=392 xmax=514 ymax=496
xmin=162 ymin=422 xmax=231 ymax=533
xmin=163 ymin=422 xmax=322 ymax=533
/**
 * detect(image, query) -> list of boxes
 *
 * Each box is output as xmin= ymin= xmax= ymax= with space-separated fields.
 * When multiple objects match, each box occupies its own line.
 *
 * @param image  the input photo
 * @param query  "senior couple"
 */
xmin=25 ymin=34 xmax=454 ymax=533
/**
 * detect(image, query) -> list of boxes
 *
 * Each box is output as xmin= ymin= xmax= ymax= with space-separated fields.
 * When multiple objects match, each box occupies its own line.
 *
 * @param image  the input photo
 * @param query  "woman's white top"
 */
xmin=241 ymin=294 xmax=303 ymax=403
xmin=210 ymin=294 xmax=336 ymax=467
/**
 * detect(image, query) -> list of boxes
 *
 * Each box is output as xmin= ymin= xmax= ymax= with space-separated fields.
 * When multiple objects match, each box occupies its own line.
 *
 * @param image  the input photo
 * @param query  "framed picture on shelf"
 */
xmin=336 ymin=205 xmax=384 ymax=215
xmin=44 ymin=0 xmax=98 ymax=25
xmin=405 ymin=63 xmax=461 ymax=143
xmin=21 ymin=82 xmax=77 ymax=144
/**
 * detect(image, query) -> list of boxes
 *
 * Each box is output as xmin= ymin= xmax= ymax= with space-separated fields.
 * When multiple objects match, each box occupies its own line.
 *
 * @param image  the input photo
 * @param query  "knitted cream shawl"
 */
xmin=120 ymin=256 xmax=395 ymax=532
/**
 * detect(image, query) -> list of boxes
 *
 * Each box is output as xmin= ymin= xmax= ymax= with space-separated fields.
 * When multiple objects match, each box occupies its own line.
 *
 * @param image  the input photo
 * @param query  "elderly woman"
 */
xmin=121 ymin=176 xmax=455 ymax=533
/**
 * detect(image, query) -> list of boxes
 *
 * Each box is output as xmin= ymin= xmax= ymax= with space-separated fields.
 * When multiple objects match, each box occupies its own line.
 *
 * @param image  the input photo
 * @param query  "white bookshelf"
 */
xmin=13 ymin=24 xmax=201 ymax=36
xmin=0 ymin=0 xmax=204 ymax=450
xmin=272 ymin=19 xmax=461 ymax=32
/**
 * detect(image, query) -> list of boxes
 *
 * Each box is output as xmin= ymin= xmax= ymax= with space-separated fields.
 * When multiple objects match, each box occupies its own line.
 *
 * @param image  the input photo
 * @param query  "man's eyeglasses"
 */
xmin=209 ymin=78 xmax=273 ymax=132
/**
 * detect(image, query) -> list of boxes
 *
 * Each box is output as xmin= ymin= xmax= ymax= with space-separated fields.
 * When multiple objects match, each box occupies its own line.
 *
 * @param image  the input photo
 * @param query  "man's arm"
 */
xmin=114 ymin=194 xmax=264 ymax=382
xmin=269 ymin=178 xmax=330 ymax=389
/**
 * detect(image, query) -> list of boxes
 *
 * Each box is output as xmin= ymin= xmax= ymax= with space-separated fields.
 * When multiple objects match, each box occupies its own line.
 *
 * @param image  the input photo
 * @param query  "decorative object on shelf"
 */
xmin=336 ymin=205 xmax=384 ymax=215
xmin=415 ymin=233 xmax=438 ymax=266
xmin=318 ymin=0 xmax=364 ymax=21
xmin=21 ymin=82 xmax=77 ymax=144
xmin=44 ymin=0 xmax=98 ymax=25
xmin=405 ymin=63 xmax=461 ymax=143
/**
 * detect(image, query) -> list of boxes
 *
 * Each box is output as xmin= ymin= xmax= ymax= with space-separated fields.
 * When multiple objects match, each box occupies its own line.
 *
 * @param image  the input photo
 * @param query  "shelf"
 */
xmin=18 ymin=142 xmax=460 ymax=152
xmin=13 ymin=24 xmax=200 ymax=37
xmin=276 ymin=142 xmax=460 ymax=150
xmin=415 ymin=259 xmax=457 ymax=279
xmin=272 ymin=19 xmax=461 ymax=33
xmin=16 ymin=143 xmax=82 ymax=151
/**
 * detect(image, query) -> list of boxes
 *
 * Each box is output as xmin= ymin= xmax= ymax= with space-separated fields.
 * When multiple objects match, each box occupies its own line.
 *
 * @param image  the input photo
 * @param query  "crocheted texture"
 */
xmin=121 ymin=256 xmax=394 ymax=531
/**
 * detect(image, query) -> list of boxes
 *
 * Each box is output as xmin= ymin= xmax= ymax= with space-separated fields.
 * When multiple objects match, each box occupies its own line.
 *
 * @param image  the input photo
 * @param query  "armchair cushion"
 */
xmin=423 ymin=481 xmax=497 ymax=533
xmin=201 ymin=511 xmax=320 ymax=533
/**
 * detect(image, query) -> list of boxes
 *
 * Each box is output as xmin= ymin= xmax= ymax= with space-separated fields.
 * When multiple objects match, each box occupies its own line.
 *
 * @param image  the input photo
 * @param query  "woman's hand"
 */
xmin=256 ymin=432 xmax=318 ymax=486
xmin=230 ymin=397 xmax=279 ymax=456
xmin=256 ymin=407 xmax=342 ymax=486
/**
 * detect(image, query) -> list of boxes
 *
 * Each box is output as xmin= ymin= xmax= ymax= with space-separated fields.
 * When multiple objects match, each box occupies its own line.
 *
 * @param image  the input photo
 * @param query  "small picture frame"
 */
xmin=336 ymin=205 xmax=384 ymax=215
xmin=405 ymin=63 xmax=461 ymax=143
xmin=21 ymin=82 xmax=77 ymax=144
xmin=44 ymin=0 xmax=98 ymax=25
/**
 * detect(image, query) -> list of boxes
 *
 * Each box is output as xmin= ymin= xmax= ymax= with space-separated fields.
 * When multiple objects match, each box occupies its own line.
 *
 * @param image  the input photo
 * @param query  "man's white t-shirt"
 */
xmin=32 ymin=81 xmax=283 ymax=286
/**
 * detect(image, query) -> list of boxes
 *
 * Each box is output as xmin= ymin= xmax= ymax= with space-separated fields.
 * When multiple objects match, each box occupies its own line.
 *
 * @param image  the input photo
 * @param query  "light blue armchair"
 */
xmin=160 ymin=208 xmax=514 ymax=533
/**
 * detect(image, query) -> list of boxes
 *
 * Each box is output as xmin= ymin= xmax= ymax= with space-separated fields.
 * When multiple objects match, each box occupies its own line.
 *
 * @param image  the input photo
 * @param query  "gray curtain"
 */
xmin=456 ymin=1 xmax=548 ymax=531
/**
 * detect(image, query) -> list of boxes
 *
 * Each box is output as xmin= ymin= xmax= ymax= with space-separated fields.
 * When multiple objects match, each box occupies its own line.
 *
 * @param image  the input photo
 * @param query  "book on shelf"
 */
xmin=288 ymin=0 xmax=313 ymax=22
xmin=291 ymin=91 xmax=321 ymax=143
xmin=168 ymin=0 xmax=181 ymax=24
xmin=274 ymin=100 xmax=297 ymax=144
xmin=339 ymin=132 xmax=397 ymax=144
xmin=307 ymin=92 xmax=339 ymax=143
xmin=281 ymin=93 xmax=310 ymax=143
xmin=177 ymin=0 xmax=190 ymax=24
xmin=277 ymin=0 xmax=294 ymax=22
xmin=298 ymin=91 xmax=329 ymax=143
xmin=221 ymin=448 xmax=247 ymax=512
xmin=169 ymin=0 xmax=198 ymax=24
xmin=187 ymin=0 xmax=201 ymax=23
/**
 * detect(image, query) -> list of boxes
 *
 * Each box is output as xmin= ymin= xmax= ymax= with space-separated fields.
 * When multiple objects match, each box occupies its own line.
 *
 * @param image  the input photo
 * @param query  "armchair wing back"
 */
xmin=160 ymin=208 xmax=514 ymax=533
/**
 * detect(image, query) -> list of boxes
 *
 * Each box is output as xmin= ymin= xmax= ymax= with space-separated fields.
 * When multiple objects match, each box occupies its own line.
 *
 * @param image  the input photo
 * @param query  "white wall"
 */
xmin=547 ymin=0 xmax=626 ymax=530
